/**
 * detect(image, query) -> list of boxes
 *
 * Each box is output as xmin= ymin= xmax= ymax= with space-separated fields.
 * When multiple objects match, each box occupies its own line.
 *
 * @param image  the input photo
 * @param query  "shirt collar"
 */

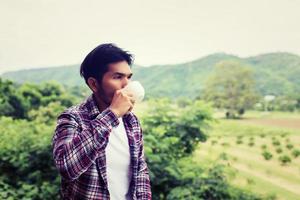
xmin=85 ymin=93 xmax=101 ymax=119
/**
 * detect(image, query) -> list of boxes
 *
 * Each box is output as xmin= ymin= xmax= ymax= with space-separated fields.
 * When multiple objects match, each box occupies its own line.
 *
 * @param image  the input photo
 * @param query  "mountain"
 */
xmin=2 ymin=52 xmax=300 ymax=98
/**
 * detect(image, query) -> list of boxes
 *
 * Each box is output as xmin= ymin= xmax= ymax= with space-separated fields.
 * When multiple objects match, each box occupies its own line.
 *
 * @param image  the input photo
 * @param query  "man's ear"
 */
xmin=87 ymin=77 xmax=100 ymax=93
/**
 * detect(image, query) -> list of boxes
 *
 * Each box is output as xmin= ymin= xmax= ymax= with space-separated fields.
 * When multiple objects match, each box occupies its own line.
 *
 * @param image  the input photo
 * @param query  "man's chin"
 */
xmin=94 ymin=93 xmax=111 ymax=106
xmin=104 ymin=98 xmax=113 ymax=106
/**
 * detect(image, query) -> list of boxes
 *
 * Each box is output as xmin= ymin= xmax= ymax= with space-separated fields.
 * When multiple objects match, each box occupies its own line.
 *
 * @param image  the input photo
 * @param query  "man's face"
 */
xmin=97 ymin=60 xmax=133 ymax=104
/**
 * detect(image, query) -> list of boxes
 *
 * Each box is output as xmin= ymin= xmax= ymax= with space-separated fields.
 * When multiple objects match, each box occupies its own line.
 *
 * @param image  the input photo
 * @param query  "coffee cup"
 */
xmin=122 ymin=81 xmax=145 ymax=103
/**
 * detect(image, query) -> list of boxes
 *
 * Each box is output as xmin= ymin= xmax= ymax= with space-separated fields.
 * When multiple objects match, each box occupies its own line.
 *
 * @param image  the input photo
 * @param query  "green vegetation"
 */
xmin=195 ymin=114 xmax=300 ymax=200
xmin=261 ymin=144 xmax=267 ymax=150
xmin=0 ymin=79 xmax=264 ymax=199
xmin=286 ymin=143 xmax=294 ymax=150
xmin=0 ymin=78 xmax=82 ymax=120
xmin=292 ymin=149 xmax=300 ymax=158
xmin=275 ymin=147 xmax=283 ymax=154
xmin=203 ymin=60 xmax=258 ymax=118
xmin=262 ymin=151 xmax=273 ymax=160
xmin=272 ymin=140 xmax=281 ymax=146
xmin=1 ymin=50 xmax=300 ymax=200
xmin=278 ymin=155 xmax=292 ymax=165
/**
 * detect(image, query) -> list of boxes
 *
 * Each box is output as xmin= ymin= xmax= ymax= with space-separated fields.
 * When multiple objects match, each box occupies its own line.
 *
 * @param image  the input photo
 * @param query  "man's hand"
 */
xmin=109 ymin=90 xmax=135 ymax=118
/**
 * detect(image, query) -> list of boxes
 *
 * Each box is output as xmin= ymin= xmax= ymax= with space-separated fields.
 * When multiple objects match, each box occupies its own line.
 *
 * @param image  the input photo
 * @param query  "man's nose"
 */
xmin=122 ymin=77 xmax=130 ymax=88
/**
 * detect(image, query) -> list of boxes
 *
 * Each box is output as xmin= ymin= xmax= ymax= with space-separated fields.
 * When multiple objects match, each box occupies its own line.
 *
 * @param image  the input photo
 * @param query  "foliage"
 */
xmin=0 ymin=78 xmax=77 ymax=120
xmin=140 ymin=99 xmax=212 ymax=197
xmin=0 ymin=80 xmax=264 ymax=199
xmin=278 ymin=155 xmax=291 ymax=165
xmin=275 ymin=147 xmax=283 ymax=154
xmin=291 ymin=149 xmax=300 ymax=158
xmin=248 ymin=142 xmax=255 ymax=147
xmin=286 ymin=143 xmax=294 ymax=150
xmin=261 ymin=144 xmax=267 ymax=150
xmin=203 ymin=60 xmax=258 ymax=118
xmin=236 ymin=139 xmax=243 ymax=144
xmin=262 ymin=151 xmax=273 ymax=160
xmin=141 ymin=98 xmax=263 ymax=199
xmin=165 ymin=162 xmax=262 ymax=200
xmin=272 ymin=140 xmax=280 ymax=146
xmin=0 ymin=79 xmax=69 ymax=199
xmin=0 ymin=117 xmax=60 ymax=199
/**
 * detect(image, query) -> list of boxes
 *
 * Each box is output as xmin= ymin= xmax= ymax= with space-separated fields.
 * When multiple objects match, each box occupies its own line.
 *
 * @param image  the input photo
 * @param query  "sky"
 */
xmin=0 ymin=0 xmax=300 ymax=74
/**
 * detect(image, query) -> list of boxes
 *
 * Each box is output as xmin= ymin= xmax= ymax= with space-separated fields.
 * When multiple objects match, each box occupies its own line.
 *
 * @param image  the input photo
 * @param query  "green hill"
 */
xmin=2 ymin=52 xmax=300 ymax=98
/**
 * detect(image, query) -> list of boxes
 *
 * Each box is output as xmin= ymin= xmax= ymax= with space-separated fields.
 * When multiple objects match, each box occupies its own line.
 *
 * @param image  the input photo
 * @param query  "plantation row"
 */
xmin=210 ymin=135 xmax=300 ymax=165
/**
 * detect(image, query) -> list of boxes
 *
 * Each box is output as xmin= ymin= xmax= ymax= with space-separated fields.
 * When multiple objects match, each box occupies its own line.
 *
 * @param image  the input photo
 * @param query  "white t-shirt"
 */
xmin=106 ymin=117 xmax=132 ymax=200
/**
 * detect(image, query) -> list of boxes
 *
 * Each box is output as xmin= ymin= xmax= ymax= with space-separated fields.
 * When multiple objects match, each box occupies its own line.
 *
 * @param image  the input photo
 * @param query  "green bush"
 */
xmin=0 ymin=78 xmax=77 ymax=120
xmin=271 ymin=136 xmax=276 ymax=141
xmin=141 ymin=99 xmax=214 ymax=199
xmin=275 ymin=147 xmax=283 ymax=154
xmin=272 ymin=140 xmax=281 ymax=146
xmin=261 ymin=144 xmax=267 ymax=150
xmin=286 ymin=143 xmax=294 ymax=150
xmin=291 ymin=149 xmax=300 ymax=158
xmin=260 ymin=134 xmax=266 ymax=138
xmin=262 ymin=151 xmax=273 ymax=160
xmin=248 ymin=142 xmax=255 ymax=147
xmin=0 ymin=117 xmax=60 ymax=199
xmin=166 ymin=163 xmax=262 ymax=200
xmin=0 ymin=81 xmax=68 ymax=200
xmin=236 ymin=139 xmax=243 ymax=145
xmin=280 ymin=133 xmax=288 ymax=138
xmin=278 ymin=155 xmax=292 ymax=165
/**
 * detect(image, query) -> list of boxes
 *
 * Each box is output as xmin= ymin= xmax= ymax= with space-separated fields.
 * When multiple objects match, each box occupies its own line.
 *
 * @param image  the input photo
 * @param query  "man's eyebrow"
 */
xmin=113 ymin=72 xmax=133 ymax=77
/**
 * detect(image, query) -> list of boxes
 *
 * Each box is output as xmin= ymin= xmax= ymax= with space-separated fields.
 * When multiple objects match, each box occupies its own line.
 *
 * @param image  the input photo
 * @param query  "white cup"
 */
xmin=122 ymin=81 xmax=145 ymax=103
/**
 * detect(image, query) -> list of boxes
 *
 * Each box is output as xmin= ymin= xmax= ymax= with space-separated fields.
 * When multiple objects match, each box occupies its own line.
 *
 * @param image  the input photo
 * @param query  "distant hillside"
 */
xmin=2 ymin=52 xmax=300 ymax=98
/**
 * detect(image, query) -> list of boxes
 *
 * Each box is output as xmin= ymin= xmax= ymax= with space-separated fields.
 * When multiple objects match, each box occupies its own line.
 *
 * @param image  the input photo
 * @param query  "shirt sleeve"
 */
xmin=136 ymin=125 xmax=152 ymax=199
xmin=52 ymin=108 xmax=119 ymax=181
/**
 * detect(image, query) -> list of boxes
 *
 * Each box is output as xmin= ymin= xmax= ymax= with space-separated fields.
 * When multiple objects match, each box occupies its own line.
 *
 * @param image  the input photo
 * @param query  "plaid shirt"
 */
xmin=52 ymin=94 xmax=151 ymax=200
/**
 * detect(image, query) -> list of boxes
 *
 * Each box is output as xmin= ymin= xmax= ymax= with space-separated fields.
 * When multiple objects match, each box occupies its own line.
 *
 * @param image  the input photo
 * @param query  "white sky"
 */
xmin=0 ymin=0 xmax=300 ymax=74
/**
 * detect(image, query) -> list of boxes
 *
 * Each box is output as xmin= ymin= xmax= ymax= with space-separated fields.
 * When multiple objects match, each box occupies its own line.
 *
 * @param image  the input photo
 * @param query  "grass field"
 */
xmin=194 ymin=111 xmax=300 ymax=200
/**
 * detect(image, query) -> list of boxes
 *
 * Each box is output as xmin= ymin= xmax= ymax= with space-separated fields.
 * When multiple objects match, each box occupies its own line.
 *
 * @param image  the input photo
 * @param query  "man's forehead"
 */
xmin=107 ymin=62 xmax=132 ymax=75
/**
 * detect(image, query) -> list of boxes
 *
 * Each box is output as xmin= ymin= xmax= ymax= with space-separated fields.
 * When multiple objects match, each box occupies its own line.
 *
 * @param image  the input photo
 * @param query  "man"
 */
xmin=52 ymin=43 xmax=152 ymax=200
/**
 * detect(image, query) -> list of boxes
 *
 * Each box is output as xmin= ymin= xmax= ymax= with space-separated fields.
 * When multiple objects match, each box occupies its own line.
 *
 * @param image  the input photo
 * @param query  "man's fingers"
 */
xmin=121 ymin=90 xmax=133 ymax=97
xmin=128 ymin=106 xmax=133 ymax=112
xmin=130 ymin=98 xmax=135 ymax=105
xmin=126 ymin=95 xmax=135 ymax=104
xmin=127 ymin=102 xmax=134 ymax=112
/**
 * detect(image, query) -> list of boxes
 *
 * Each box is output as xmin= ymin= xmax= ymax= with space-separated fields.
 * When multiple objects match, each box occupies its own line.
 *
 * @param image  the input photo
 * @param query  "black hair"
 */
xmin=80 ymin=43 xmax=134 ymax=84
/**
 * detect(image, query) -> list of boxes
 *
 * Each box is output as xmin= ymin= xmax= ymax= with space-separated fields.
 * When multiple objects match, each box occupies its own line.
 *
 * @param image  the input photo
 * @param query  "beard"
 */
xmin=96 ymin=81 xmax=112 ymax=106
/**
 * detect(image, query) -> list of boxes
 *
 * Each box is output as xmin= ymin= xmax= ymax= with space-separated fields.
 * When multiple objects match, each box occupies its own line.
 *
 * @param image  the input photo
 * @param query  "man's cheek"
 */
xmin=109 ymin=91 xmax=116 ymax=101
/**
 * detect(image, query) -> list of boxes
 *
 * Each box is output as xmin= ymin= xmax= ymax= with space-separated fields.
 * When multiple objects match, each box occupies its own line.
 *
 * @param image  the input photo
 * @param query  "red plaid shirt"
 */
xmin=52 ymin=94 xmax=151 ymax=199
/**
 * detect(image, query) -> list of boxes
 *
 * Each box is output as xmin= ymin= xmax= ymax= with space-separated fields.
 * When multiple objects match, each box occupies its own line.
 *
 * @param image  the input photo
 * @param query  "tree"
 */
xmin=0 ymin=78 xmax=28 ymax=119
xmin=0 ymin=79 xmax=77 ymax=119
xmin=140 ymin=99 xmax=262 ymax=200
xmin=203 ymin=60 xmax=258 ymax=118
